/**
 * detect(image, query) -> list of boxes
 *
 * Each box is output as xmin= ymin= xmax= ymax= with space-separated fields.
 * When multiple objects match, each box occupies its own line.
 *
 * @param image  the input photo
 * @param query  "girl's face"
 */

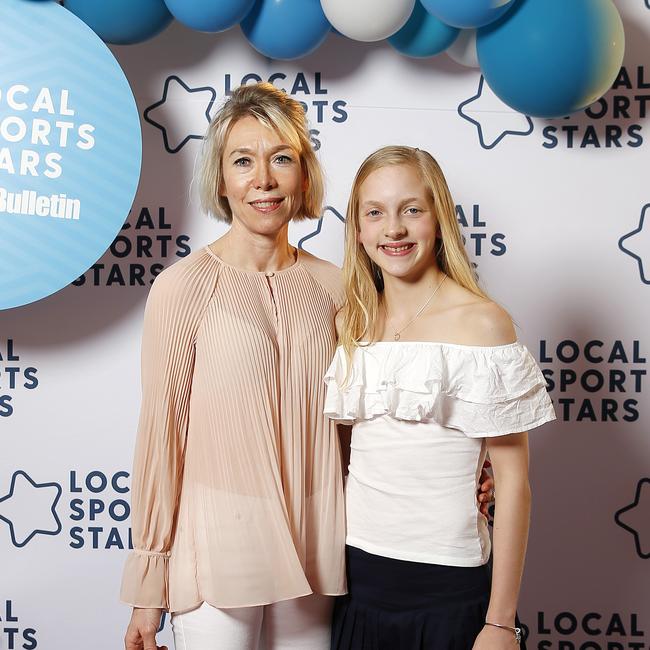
xmin=357 ymin=163 xmax=439 ymax=282
xmin=221 ymin=115 xmax=304 ymax=236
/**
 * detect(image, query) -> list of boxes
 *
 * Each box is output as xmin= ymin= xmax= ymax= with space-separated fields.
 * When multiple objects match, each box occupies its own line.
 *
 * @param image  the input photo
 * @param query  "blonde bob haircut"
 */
xmin=340 ymin=145 xmax=489 ymax=361
xmin=199 ymin=82 xmax=323 ymax=223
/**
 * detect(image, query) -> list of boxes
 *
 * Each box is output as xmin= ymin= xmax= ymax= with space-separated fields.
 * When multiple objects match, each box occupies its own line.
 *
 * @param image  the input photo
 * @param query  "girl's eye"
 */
xmin=405 ymin=207 xmax=421 ymax=215
xmin=367 ymin=209 xmax=382 ymax=217
xmin=234 ymin=157 xmax=250 ymax=167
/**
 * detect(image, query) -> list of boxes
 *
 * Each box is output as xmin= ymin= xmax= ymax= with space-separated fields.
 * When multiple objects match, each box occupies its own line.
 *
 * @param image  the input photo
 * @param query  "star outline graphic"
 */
xmin=614 ymin=477 xmax=650 ymax=559
xmin=619 ymin=203 xmax=650 ymax=285
xmin=458 ymin=76 xmax=534 ymax=150
xmin=298 ymin=205 xmax=346 ymax=250
xmin=143 ymin=75 xmax=217 ymax=154
xmin=0 ymin=470 xmax=63 ymax=548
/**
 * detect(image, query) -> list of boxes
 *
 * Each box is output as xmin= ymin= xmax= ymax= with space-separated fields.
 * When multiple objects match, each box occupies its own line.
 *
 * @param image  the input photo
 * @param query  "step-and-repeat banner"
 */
xmin=1 ymin=0 xmax=649 ymax=648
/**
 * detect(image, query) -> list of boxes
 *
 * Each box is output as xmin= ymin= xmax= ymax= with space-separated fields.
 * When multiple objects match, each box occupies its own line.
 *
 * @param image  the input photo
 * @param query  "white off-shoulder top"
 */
xmin=324 ymin=341 xmax=556 ymax=567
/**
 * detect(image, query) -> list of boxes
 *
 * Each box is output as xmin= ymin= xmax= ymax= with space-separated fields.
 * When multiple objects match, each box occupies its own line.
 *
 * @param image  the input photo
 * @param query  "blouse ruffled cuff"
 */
xmin=120 ymin=550 xmax=170 ymax=610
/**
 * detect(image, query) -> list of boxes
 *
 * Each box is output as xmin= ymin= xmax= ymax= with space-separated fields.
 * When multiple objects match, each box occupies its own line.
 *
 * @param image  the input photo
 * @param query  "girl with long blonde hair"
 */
xmin=325 ymin=146 xmax=555 ymax=650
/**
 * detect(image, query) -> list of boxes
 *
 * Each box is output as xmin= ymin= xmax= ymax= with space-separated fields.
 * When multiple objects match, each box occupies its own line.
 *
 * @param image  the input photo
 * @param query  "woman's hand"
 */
xmin=124 ymin=608 xmax=167 ymax=650
xmin=472 ymin=624 xmax=520 ymax=649
xmin=477 ymin=459 xmax=495 ymax=516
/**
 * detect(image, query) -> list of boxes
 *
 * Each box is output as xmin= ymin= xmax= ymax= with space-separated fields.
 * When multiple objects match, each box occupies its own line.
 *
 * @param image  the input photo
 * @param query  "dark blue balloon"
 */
xmin=477 ymin=0 xmax=625 ymax=117
xmin=421 ymin=0 xmax=516 ymax=29
xmin=64 ymin=0 xmax=172 ymax=44
xmin=388 ymin=2 xmax=459 ymax=58
xmin=163 ymin=0 xmax=255 ymax=32
xmin=241 ymin=0 xmax=331 ymax=60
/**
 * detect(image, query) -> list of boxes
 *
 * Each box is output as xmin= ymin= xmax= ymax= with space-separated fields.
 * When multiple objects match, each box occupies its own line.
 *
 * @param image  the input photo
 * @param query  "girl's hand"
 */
xmin=472 ymin=624 xmax=520 ymax=649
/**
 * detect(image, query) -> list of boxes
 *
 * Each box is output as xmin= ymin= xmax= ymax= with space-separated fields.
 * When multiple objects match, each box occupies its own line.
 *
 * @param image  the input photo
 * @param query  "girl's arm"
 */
xmin=473 ymin=431 xmax=531 ymax=649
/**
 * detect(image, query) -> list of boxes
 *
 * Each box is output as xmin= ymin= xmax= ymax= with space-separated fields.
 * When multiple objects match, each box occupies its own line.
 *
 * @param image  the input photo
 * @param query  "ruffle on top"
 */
xmin=324 ymin=342 xmax=556 ymax=437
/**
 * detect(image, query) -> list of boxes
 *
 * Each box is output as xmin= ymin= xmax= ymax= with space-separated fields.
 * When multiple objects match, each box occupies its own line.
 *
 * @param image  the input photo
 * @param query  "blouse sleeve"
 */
xmin=120 ymin=256 xmax=215 ymax=609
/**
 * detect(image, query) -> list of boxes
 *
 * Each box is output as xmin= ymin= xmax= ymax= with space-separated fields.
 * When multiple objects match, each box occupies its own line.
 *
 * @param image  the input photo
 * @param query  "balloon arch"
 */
xmin=53 ymin=0 xmax=625 ymax=119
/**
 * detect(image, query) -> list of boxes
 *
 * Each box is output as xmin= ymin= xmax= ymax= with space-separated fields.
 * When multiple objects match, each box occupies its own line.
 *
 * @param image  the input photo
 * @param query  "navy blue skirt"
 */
xmin=332 ymin=545 xmax=519 ymax=650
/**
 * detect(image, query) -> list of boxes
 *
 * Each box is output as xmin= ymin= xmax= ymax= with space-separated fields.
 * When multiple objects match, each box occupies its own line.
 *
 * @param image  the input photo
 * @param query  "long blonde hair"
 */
xmin=340 ymin=146 xmax=488 ymax=362
xmin=198 ymin=82 xmax=323 ymax=223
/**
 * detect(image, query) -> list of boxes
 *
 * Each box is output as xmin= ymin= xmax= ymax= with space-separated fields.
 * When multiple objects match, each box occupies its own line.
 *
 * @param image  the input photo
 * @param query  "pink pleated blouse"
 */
xmin=120 ymin=246 xmax=347 ymax=613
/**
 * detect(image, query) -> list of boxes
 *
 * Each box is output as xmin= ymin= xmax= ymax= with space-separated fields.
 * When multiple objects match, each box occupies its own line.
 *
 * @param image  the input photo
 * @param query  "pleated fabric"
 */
xmin=332 ymin=546 xmax=495 ymax=650
xmin=120 ymin=246 xmax=347 ymax=612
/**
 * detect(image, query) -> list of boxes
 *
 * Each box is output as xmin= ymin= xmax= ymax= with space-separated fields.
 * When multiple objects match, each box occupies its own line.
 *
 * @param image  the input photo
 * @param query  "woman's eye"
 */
xmin=234 ymin=157 xmax=250 ymax=167
xmin=367 ymin=209 xmax=382 ymax=217
xmin=274 ymin=154 xmax=293 ymax=164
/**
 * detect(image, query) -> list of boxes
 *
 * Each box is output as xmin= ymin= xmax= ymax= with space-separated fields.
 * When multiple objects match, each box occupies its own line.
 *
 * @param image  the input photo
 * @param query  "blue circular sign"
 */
xmin=0 ymin=0 xmax=142 ymax=309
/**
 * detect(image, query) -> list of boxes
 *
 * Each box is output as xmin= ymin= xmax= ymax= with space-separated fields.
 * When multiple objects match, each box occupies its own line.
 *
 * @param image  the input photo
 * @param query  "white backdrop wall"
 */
xmin=1 ymin=1 xmax=649 ymax=648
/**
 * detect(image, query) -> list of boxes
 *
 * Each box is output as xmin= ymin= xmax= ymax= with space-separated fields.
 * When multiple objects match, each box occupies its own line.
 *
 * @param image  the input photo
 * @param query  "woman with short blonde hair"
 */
xmin=199 ymin=82 xmax=324 ymax=223
xmin=122 ymin=82 xmax=345 ymax=650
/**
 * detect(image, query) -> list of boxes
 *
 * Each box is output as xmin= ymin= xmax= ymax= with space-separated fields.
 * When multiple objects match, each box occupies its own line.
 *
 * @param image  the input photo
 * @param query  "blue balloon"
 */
xmin=421 ymin=0 xmax=516 ymax=29
xmin=477 ymin=0 xmax=625 ymax=117
xmin=388 ymin=2 xmax=459 ymax=58
xmin=241 ymin=0 xmax=331 ymax=60
xmin=163 ymin=0 xmax=255 ymax=32
xmin=64 ymin=0 xmax=172 ymax=44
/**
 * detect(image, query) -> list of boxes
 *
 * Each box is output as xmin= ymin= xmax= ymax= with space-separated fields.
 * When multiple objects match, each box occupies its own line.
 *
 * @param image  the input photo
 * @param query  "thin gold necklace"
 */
xmin=386 ymin=274 xmax=447 ymax=341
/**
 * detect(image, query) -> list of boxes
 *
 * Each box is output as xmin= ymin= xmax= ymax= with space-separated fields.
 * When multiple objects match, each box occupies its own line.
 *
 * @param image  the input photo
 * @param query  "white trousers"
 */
xmin=171 ymin=594 xmax=333 ymax=650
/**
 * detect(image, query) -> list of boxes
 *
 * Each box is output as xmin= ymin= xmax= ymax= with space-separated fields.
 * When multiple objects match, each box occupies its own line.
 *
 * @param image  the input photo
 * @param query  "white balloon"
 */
xmin=321 ymin=0 xmax=416 ymax=42
xmin=446 ymin=28 xmax=479 ymax=68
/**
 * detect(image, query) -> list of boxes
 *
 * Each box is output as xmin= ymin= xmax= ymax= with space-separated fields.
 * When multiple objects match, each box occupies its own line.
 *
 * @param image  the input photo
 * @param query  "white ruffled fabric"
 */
xmin=324 ymin=341 xmax=556 ymax=437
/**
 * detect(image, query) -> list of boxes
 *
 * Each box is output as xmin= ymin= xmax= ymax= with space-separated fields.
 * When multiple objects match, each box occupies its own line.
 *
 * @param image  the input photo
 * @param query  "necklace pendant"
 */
xmin=394 ymin=333 xmax=400 ymax=341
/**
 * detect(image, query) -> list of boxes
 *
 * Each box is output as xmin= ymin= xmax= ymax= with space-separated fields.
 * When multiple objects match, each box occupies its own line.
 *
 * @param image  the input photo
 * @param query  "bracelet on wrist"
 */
xmin=485 ymin=621 xmax=522 ymax=644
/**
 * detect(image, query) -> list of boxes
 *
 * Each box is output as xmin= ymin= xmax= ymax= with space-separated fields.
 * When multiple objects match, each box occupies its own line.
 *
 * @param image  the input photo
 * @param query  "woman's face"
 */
xmin=220 ymin=115 xmax=304 ymax=236
xmin=357 ymin=163 xmax=439 ymax=282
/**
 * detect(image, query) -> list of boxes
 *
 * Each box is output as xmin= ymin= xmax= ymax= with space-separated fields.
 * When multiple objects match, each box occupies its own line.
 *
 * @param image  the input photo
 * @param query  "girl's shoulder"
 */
xmin=451 ymin=299 xmax=516 ymax=347
xmin=434 ymin=281 xmax=516 ymax=347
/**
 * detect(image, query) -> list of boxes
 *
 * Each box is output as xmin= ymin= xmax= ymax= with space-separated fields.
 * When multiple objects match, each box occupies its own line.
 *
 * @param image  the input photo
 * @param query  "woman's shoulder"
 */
xmin=299 ymin=249 xmax=344 ymax=306
xmin=147 ymin=247 xmax=219 ymax=307
xmin=436 ymin=281 xmax=516 ymax=347
xmin=299 ymin=249 xmax=342 ymax=278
